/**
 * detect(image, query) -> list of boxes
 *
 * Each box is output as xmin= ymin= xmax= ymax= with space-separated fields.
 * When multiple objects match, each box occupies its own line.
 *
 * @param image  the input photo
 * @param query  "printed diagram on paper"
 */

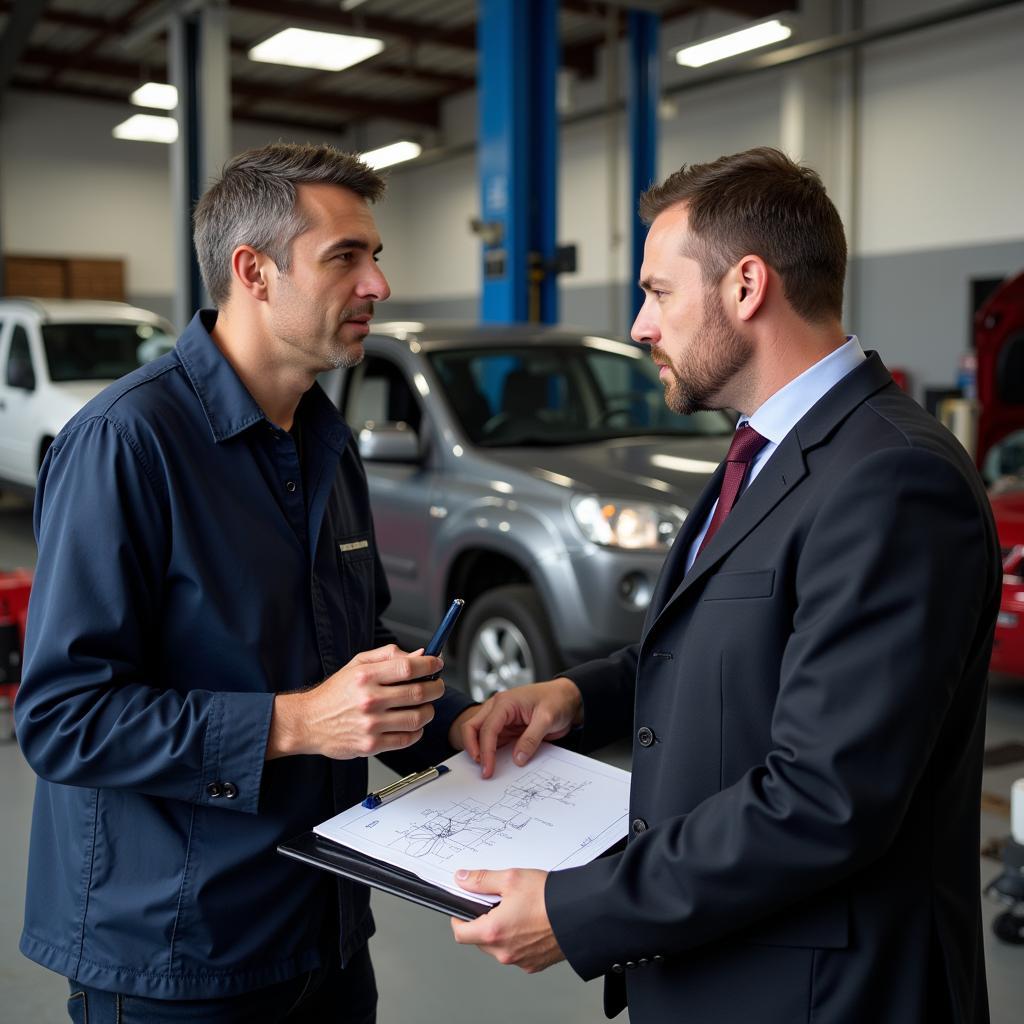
xmin=314 ymin=744 xmax=631 ymax=904
xmin=391 ymin=768 xmax=587 ymax=863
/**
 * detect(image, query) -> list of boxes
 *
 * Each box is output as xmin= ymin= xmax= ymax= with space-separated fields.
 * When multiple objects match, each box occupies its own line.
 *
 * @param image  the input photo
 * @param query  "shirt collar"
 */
xmin=174 ymin=309 xmax=350 ymax=451
xmin=744 ymin=336 xmax=866 ymax=443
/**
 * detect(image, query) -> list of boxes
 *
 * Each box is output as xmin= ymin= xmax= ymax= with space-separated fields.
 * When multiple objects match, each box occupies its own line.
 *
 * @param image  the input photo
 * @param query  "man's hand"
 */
xmin=461 ymin=678 xmax=584 ymax=778
xmin=267 ymin=644 xmax=444 ymax=760
xmin=450 ymin=869 xmax=565 ymax=973
xmin=447 ymin=705 xmax=482 ymax=752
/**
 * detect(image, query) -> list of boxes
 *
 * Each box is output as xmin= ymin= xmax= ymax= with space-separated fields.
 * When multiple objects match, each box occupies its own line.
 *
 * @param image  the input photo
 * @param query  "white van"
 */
xmin=0 ymin=298 xmax=175 ymax=489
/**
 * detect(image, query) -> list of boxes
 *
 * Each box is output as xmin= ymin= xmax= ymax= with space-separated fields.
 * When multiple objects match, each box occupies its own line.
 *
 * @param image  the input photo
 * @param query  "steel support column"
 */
xmin=628 ymin=11 xmax=659 ymax=322
xmin=169 ymin=2 xmax=230 ymax=329
xmin=477 ymin=0 xmax=559 ymax=324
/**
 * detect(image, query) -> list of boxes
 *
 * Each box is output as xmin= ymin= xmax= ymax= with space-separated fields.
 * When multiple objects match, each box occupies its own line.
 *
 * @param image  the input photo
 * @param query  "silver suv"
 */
xmin=321 ymin=322 xmax=732 ymax=702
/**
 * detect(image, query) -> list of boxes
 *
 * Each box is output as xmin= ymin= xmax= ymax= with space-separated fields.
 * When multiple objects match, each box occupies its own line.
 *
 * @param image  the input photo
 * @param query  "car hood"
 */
xmin=482 ymin=435 xmax=730 ymax=508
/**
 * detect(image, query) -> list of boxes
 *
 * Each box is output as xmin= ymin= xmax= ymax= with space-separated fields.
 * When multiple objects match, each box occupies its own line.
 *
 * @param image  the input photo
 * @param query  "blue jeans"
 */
xmin=66 ymin=945 xmax=377 ymax=1024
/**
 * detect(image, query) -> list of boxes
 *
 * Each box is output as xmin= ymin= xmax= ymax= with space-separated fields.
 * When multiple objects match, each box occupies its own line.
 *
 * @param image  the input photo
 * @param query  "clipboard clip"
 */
xmin=362 ymin=764 xmax=450 ymax=809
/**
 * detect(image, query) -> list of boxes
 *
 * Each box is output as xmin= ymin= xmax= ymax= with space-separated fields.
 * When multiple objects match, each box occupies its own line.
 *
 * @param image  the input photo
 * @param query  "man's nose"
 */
xmin=359 ymin=264 xmax=391 ymax=302
xmin=630 ymin=300 xmax=658 ymax=347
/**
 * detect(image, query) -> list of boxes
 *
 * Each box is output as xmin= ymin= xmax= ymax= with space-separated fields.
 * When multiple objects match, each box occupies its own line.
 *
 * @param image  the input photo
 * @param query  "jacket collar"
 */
xmin=646 ymin=352 xmax=893 ymax=633
xmin=175 ymin=309 xmax=350 ymax=452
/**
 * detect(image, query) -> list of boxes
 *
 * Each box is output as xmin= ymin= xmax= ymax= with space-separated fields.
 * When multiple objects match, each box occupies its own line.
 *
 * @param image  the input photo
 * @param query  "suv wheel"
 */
xmin=461 ymin=585 xmax=559 ymax=703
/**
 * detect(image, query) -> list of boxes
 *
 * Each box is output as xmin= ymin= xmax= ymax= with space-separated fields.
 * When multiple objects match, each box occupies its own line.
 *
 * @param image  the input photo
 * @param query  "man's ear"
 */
xmin=730 ymin=255 xmax=768 ymax=323
xmin=230 ymin=245 xmax=272 ymax=302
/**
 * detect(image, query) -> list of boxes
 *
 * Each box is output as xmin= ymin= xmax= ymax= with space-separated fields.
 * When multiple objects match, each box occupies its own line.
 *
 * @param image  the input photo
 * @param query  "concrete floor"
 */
xmin=1 ymin=491 xmax=1022 ymax=1022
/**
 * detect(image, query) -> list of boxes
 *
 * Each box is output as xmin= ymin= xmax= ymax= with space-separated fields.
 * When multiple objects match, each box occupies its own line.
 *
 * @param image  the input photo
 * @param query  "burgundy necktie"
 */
xmin=697 ymin=424 xmax=769 ymax=555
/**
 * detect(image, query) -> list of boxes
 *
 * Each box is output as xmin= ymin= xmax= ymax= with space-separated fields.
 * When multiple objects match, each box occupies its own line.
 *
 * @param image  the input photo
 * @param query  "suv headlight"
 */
xmin=571 ymin=495 xmax=686 ymax=550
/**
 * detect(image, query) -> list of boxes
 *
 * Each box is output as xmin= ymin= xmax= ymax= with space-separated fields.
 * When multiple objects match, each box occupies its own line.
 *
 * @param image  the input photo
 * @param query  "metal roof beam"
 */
xmin=0 ymin=0 xmax=48 ymax=100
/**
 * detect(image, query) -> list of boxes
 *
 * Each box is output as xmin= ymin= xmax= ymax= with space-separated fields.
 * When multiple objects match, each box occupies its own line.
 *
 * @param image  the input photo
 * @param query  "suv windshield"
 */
xmin=42 ymin=322 xmax=174 ymax=382
xmin=429 ymin=342 xmax=733 ymax=446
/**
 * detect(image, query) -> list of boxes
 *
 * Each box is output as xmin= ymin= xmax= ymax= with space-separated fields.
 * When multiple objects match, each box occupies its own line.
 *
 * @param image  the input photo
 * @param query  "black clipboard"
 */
xmin=278 ymin=832 xmax=491 ymax=921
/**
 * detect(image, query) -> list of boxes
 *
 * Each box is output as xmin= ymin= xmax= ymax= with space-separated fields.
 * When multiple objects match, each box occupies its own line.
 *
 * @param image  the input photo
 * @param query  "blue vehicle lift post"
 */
xmin=628 ymin=10 xmax=660 ymax=324
xmin=477 ymin=0 xmax=559 ymax=324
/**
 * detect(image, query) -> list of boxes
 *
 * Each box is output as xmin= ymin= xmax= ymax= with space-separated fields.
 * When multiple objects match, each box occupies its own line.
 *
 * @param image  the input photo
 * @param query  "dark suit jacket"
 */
xmin=545 ymin=354 xmax=999 ymax=1024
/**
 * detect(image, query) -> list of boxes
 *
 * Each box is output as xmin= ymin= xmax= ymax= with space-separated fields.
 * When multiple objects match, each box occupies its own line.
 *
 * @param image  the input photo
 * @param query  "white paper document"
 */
xmin=314 ymin=743 xmax=631 ymax=906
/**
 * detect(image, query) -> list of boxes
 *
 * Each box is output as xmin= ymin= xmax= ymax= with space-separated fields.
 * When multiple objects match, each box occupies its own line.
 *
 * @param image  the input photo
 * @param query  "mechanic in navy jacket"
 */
xmin=452 ymin=148 xmax=998 ymax=1023
xmin=16 ymin=143 xmax=478 ymax=1023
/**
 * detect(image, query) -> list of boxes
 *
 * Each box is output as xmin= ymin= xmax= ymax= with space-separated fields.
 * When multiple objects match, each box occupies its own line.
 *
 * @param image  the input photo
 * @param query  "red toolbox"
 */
xmin=0 ymin=570 xmax=32 ymax=738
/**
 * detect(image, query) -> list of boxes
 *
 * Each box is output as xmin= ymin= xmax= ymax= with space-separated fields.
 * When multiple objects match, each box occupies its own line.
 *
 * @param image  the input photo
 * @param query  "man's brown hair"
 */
xmin=639 ymin=147 xmax=847 ymax=323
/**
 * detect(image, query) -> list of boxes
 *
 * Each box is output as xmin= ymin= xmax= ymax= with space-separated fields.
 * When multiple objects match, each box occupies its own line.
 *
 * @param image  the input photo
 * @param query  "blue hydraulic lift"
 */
xmin=477 ymin=0 xmax=559 ymax=324
xmin=628 ymin=10 xmax=660 ymax=324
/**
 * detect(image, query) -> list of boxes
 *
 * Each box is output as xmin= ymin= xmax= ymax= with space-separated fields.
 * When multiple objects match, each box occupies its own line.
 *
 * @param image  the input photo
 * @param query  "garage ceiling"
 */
xmin=0 ymin=0 xmax=795 ymax=136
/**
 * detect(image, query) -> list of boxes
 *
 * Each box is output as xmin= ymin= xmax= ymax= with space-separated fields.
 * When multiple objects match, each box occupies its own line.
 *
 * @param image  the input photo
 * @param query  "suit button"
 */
xmin=631 ymin=817 xmax=648 ymax=835
xmin=222 ymin=782 xmax=238 ymax=799
xmin=637 ymin=726 xmax=654 ymax=747
xmin=626 ymin=960 xmax=638 ymax=969
xmin=206 ymin=782 xmax=223 ymax=798
xmin=638 ymin=958 xmax=650 ymax=967
xmin=653 ymin=954 xmax=665 ymax=964
xmin=285 ymin=481 xmax=297 ymax=493
xmin=611 ymin=963 xmax=624 ymax=974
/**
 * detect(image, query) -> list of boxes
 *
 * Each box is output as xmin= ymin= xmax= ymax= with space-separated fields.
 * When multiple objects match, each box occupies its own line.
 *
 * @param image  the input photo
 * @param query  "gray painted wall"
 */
xmin=382 ymin=238 xmax=1024 ymax=403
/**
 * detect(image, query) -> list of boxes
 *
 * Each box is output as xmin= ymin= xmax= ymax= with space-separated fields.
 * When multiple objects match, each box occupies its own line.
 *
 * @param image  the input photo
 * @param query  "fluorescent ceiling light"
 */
xmin=361 ymin=140 xmax=422 ymax=169
xmin=129 ymin=82 xmax=178 ymax=110
xmin=248 ymin=27 xmax=384 ymax=72
xmin=112 ymin=113 xmax=178 ymax=144
xmin=674 ymin=18 xmax=792 ymax=68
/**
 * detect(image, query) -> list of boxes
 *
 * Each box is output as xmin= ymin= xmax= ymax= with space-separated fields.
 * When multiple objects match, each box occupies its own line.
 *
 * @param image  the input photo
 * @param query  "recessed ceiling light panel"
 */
xmin=112 ymin=113 xmax=179 ymax=144
xmin=248 ymin=27 xmax=384 ymax=72
xmin=130 ymin=82 xmax=178 ymax=110
xmin=361 ymin=141 xmax=423 ymax=169
xmin=674 ymin=18 xmax=792 ymax=68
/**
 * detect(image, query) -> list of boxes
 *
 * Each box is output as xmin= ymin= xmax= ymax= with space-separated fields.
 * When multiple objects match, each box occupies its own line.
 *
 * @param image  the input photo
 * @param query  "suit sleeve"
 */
xmin=562 ymin=644 xmax=640 ymax=752
xmin=546 ymin=445 xmax=998 ymax=979
xmin=16 ymin=416 xmax=274 ymax=814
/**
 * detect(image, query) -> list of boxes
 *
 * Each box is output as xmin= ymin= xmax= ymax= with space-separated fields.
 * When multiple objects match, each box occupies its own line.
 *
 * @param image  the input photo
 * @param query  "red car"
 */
xmin=989 ymin=489 xmax=1024 ymax=676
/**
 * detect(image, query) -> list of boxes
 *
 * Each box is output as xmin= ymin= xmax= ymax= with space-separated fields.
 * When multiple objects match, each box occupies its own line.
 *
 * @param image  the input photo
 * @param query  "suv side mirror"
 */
xmin=357 ymin=422 xmax=421 ymax=462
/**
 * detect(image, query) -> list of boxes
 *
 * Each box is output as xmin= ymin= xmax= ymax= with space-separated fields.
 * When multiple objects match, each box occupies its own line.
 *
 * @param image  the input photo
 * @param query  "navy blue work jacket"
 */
xmin=16 ymin=311 xmax=472 ymax=998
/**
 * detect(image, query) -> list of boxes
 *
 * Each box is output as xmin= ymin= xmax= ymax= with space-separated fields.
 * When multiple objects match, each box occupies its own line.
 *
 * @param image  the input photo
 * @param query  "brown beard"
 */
xmin=658 ymin=288 xmax=751 ymax=415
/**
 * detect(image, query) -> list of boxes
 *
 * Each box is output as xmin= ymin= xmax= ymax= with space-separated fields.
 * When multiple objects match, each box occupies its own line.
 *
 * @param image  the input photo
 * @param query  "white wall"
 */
xmin=856 ymin=2 xmax=1024 ymax=255
xmin=2 ymin=0 xmax=1022 ymax=356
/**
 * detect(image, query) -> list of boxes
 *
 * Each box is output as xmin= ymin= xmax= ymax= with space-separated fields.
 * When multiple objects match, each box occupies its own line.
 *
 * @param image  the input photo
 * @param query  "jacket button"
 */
xmin=626 ymin=960 xmax=638 ymax=969
xmin=631 ymin=817 xmax=648 ymax=835
xmin=653 ymin=954 xmax=665 ymax=964
xmin=638 ymin=958 xmax=650 ymax=967
xmin=222 ymin=782 xmax=238 ymax=799
xmin=637 ymin=726 xmax=654 ymax=747
xmin=206 ymin=782 xmax=223 ymax=798
xmin=611 ymin=963 xmax=624 ymax=974
xmin=285 ymin=481 xmax=297 ymax=493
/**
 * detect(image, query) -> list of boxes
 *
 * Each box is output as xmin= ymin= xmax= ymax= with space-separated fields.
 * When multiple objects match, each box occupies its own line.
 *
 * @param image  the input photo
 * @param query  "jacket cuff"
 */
xmin=199 ymin=690 xmax=275 ymax=814
xmin=546 ymin=856 xmax=623 ymax=981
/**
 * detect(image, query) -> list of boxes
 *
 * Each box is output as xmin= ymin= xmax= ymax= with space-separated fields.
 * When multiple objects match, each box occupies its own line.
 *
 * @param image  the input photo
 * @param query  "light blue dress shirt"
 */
xmin=686 ymin=336 xmax=867 ymax=572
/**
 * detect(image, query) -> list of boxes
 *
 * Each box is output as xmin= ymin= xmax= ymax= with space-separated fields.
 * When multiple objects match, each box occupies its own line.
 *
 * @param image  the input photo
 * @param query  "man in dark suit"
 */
xmin=450 ymin=147 xmax=999 ymax=1023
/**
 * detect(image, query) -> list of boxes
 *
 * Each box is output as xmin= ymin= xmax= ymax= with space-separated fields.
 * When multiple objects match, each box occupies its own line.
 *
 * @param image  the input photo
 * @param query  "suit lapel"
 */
xmin=643 ymin=352 xmax=895 ymax=638
xmin=641 ymin=461 xmax=726 ymax=635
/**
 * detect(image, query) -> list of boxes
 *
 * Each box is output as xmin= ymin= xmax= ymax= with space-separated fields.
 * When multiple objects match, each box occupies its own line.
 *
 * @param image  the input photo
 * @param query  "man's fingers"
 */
xmin=354 ymin=643 xmax=403 ymax=664
xmin=477 ymin=702 xmax=517 ymax=778
xmin=512 ymin=711 xmax=552 ymax=767
xmin=460 ymin=707 xmax=485 ymax=763
xmin=455 ymin=868 xmax=507 ymax=895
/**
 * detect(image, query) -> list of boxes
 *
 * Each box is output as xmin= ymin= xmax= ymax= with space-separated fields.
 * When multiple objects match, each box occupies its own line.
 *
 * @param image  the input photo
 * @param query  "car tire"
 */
xmin=460 ymin=584 xmax=561 ymax=703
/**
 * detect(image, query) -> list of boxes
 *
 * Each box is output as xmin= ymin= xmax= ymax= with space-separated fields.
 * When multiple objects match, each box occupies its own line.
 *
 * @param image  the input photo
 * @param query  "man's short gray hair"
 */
xmin=193 ymin=142 xmax=386 ymax=307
